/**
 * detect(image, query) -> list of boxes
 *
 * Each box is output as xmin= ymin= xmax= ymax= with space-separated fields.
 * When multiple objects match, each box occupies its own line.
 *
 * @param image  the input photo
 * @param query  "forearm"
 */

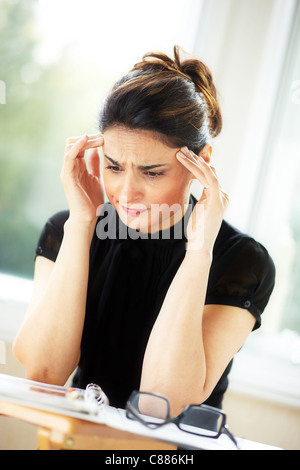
xmin=13 ymin=218 xmax=96 ymax=384
xmin=140 ymin=249 xmax=212 ymax=414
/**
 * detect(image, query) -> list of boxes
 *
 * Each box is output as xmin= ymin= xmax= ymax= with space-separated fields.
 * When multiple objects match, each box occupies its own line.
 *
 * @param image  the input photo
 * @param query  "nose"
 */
xmin=119 ymin=170 xmax=144 ymax=204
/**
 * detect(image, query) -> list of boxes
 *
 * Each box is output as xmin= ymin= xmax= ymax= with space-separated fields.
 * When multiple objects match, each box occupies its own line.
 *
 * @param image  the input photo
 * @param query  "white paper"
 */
xmin=0 ymin=374 xmax=281 ymax=450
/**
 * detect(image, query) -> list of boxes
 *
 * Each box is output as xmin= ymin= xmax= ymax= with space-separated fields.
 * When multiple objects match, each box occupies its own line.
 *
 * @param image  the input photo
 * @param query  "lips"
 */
xmin=121 ymin=205 xmax=147 ymax=217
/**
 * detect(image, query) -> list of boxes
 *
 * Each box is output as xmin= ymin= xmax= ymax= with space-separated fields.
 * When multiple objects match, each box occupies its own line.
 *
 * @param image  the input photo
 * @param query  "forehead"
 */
xmin=103 ymin=126 xmax=177 ymax=164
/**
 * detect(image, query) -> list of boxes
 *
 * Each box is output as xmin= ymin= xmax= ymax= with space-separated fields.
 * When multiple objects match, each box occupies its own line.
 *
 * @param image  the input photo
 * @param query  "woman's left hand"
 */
xmin=176 ymin=147 xmax=229 ymax=253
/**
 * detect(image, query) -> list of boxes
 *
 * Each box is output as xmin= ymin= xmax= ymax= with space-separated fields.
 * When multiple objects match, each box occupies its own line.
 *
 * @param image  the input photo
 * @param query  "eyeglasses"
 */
xmin=126 ymin=391 xmax=239 ymax=449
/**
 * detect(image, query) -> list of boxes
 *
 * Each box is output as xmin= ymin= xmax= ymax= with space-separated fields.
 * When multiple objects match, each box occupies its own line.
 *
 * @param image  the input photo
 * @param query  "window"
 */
xmin=192 ymin=0 xmax=300 ymax=336
xmin=249 ymin=3 xmax=300 ymax=334
xmin=0 ymin=0 xmax=203 ymax=279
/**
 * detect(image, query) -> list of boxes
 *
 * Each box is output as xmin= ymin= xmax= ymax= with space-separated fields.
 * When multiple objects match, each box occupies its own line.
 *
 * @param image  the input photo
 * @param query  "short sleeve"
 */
xmin=35 ymin=210 xmax=69 ymax=262
xmin=206 ymin=235 xmax=276 ymax=330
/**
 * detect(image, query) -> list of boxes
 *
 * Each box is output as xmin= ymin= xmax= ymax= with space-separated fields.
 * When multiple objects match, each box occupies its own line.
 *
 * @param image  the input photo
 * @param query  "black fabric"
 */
xmin=35 ymin=196 xmax=275 ymax=410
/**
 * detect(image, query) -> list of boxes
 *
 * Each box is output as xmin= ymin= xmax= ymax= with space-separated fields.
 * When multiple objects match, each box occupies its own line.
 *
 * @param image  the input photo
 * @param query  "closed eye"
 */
xmin=144 ymin=171 xmax=164 ymax=179
xmin=104 ymin=154 xmax=167 ymax=177
xmin=105 ymin=165 xmax=164 ymax=179
xmin=105 ymin=165 xmax=123 ymax=173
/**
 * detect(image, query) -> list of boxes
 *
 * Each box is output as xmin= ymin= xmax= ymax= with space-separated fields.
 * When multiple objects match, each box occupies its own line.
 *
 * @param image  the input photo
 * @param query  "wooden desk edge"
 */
xmin=0 ymin=400 xmax=177 ymax=450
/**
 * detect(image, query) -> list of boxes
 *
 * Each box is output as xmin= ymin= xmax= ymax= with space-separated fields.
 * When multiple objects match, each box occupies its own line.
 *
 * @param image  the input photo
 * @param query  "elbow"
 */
xmin=12 ymin=338 xmax=45 ymax=383
xmin=12 ymin=334 xmax=32 ymax=374
xmin=12 ymin=336 xmax=67 ymax=386
xmin=140 ymin=384 xmax=211 ymax=418
xmin=12 ymin=334 xmax=25 ymax=367
xmin=13 ymin=323 xmax=80 ymax=386
xmin=170 ymin=389 xmax=212 ymax=417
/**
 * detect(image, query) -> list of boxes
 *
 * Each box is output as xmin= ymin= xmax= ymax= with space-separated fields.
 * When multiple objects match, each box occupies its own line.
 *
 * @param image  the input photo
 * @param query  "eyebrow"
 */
xmin=104 ymin=154 xmax=168 ymax=171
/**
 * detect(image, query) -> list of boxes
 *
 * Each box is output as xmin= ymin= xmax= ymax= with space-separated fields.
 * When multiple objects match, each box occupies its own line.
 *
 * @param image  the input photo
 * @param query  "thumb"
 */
xmin=87 ymin=148 xmax=100 ymax=178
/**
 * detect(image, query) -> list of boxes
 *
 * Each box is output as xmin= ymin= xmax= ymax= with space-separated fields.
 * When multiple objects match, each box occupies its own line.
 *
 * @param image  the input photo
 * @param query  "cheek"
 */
xmin=103 ymin=173 xmax=116 ymax=197
xmin=103 ymin=176 xmax=118 ymax=209
xmin=156 ymin=172 xmax=191 ymax=205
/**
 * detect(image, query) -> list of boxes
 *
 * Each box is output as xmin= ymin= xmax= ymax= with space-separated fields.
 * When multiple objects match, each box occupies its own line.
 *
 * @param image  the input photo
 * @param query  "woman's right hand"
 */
xmin=60 ymin=133 xmax=105 ymax=225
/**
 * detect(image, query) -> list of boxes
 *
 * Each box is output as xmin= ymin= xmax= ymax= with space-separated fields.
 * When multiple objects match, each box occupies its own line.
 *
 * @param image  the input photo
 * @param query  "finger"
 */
xmin=221 ymin=191 xmax=230 ymax=205
xmin=180 ymin=147 xmax=220 ymax=188
xmin=209 ymin=166 xmax=223 ymax=190
xmin=65 ymin=135 xmax=89 ymax=160
xmin=209 ymin=165 xmax=218 ymax=178
xmin=65 ymin=133 xmax=103 ymax=146
xmin=82 ymin=136 xmax=104 ymax=151
xmin=87 ymin=147 xmax=100 ymax=178
xmin=65 ymin=137 xmax=104 ymax=164
xmin=65 ymin=134 xmax=104 ymax=154
xmin=176 ymin=151 xmax=209 ymax=187
xmin=65 ymin=136 xmax=104 ymax=151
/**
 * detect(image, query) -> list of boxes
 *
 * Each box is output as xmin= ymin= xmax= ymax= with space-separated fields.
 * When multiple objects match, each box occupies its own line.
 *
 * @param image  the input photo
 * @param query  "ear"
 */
xmin=198 ymin=144 xmax=212 ymax=164
xmin=189 ymin=144 xmax=213 ymax=181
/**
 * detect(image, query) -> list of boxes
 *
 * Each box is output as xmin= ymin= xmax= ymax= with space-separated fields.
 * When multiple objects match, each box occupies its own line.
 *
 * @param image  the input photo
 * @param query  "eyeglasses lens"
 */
xmin=179 ymin=406 xmax=222 ymax=437
xmin=131 ymin=393 xmax=169 ymax=423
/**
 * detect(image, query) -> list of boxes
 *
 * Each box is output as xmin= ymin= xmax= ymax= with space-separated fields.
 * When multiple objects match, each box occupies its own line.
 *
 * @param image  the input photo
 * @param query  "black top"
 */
xmin=35 ymin=196 xmax=275 ymax=410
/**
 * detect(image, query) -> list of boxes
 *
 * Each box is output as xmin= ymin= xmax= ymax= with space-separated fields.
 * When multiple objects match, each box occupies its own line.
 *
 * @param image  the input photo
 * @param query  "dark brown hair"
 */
xmin=98 ymin=46 xmax=222 ymax=154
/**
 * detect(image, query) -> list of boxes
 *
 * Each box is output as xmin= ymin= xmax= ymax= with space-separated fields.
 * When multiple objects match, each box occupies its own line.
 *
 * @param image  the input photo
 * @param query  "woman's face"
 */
xmin=102 ymin=126 xmax=193 ymax=233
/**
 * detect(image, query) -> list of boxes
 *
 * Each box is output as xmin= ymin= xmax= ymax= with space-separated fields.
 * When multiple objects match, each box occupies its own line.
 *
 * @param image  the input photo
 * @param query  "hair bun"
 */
xmin=132 ymin=47 xmax=191 ymax=81
xmin=100 ymin=46 xmax=222 ymax=153
xmin=178 ymin=49 xmax=222 ymax=138
xmin=134 ymin=45 xmax=222 ymax=138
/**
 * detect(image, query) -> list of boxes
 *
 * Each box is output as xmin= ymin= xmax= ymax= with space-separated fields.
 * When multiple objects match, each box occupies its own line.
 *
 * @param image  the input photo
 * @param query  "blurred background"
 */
xmin=0 ymin=0 xmax=300 ymax=449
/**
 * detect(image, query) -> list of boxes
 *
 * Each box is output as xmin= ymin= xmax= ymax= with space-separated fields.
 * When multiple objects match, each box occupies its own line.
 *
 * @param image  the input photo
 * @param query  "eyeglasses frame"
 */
xmin=125 ymin=390 xmax=239 ymax=449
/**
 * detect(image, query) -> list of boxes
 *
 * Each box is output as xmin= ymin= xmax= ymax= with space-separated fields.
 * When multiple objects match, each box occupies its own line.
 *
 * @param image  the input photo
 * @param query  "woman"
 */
xmin=13 ymin=46 xmax=275 ymax=417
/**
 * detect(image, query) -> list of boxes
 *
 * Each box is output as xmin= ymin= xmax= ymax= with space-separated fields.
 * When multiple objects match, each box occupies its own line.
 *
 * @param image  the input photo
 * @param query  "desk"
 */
xmin=0 ymin=399 xmax=176 ymax=450
xmin=0 ymin=374 xmax=281 ymax=450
